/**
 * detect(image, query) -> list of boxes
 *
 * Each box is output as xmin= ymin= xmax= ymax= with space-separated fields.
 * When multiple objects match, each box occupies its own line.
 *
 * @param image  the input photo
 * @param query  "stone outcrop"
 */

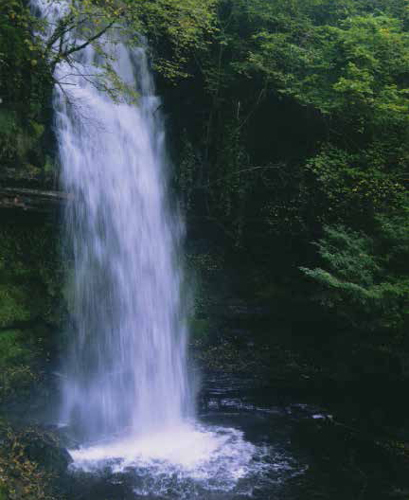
xmin=0 ymin=187 xmax=67 ymax=213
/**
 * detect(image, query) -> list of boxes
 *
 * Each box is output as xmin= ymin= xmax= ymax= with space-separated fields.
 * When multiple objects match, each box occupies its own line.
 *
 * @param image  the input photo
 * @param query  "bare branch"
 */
xmin=60 ymin=19 xmax=117 ymax=59
xmin=46 ymin=14 xmax=76 ymax=51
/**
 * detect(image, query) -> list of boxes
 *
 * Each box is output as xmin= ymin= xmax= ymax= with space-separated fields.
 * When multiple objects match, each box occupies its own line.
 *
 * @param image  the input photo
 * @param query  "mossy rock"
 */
xmin=0 ymin=286 xmax=31 ymax=328
xmin=0 ymin=330 xmax=38 ymax=402
xmin=0 ymin=107 xmax=47 ymax=174
xmin=190 ymin=318 xmax=210 ymax=342
xmin=0 ymin=420 xmax=69 ymax=499
xmin=0 ymin=223 xmax=64 ymax=328
xmin=0 ymin=330 xmax=34 ymax=366
xmin=18 ymin=427 xmax=72 ymax=476
xmin=0 ymin=221 xmax=63 ymax=402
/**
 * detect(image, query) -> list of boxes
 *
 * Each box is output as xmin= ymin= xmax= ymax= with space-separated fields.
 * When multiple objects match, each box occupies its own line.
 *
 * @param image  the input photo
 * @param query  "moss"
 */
xmin=0 ymin=330 xmax=34 ymax=367
xmin=0 ymin=286 xmax=31 ymax=328
xmin=0 ymin=222 xmax=64 ymax=402
xmin=0 ymin=224 xmax=64 ymax=328
xmin=0 ymin=330 xmax=38 ymax=401
xmin=0 ymin=420 xmax=62 ymax=500
xmin=0 ymin=110 xmax=16 ymax=134
xmin=189 ymin=318 xmax=210 ymax=342
xmin=0 ymin=108 xmax=46 ymax=175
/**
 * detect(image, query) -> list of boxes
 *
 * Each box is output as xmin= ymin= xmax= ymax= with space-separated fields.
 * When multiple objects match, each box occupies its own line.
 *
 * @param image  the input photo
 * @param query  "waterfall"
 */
xmin=32 ymin=0 xmax=192 ymax=441
xmin=60 ymin=44 xmax=192 ymax=440
xmin=30 ymin=3 xmax=264 ymax=496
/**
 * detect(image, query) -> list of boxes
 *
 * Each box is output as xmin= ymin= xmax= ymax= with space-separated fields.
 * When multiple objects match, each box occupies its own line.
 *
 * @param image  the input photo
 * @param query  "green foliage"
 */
xmin=175 ymin=1 xmax=409 ymax=352
xmin=0 ymin=224 xmax=61 ymax=403
xmin=0 ymin=287 xmax=31 ymax=328
xmin=305 ymin=145 xmax=406 ymax=222
xmin=240 ymin=3 xmax=409 ymax=132
xmin=301 ymin=223 xmax=409 ymax=333
xmin=33 ymin=0 xmax=217 ymax=87
xmin=0 ymin=421 xmax=59 ymax=500
xmin=1 ymin=0 xmax=408 ymax=383
xmin=176 ymin=133 xmax=200 ymax=211
xmin=190 ymin=318 xmax=210 ymax=343
xmin=0 ymin=224 xmax=63 ymax=328
xmin=301 ymin=225 xmax=380 ymax=298
xmin=139 ymin=0 xmax=218 ymax=79
xmin=207 ymin=121 xmax=256 ymax=246
xmin=0 ymin=330 xmax=33 ymax=369
xmin=0 ymin=0 xmax=218 ymax=171
xmin=0 ymin=1 xmax=52 ymax=173
xmin=0 ymin=330 xmax=38 ymax=401
xmin=0 ymin=1 xmax=49 ymax=105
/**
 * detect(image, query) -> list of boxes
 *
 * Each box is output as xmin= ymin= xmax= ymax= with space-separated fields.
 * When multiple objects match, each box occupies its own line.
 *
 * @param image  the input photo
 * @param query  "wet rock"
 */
xmin=0 ymin=420 xmax=71 ymax=499
xmin=0 ymin=187 xmax=67 ymax=213
xmin=19 ymin=426 xmax=72 ymax=475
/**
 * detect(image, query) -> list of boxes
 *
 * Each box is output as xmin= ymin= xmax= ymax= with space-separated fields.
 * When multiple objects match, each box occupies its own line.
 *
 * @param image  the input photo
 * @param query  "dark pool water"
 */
xmin=7 ymin=372 xmax=409 ymax=499
xmin=61 ymin=375 xmax=408 ymax=500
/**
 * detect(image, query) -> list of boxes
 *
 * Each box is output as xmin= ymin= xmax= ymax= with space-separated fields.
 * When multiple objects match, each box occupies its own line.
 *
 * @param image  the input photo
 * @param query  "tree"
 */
xmin=0 ymin=0 xmax=217 ymax=171
xmin=31 ymin=0 xmax=217 ymax=94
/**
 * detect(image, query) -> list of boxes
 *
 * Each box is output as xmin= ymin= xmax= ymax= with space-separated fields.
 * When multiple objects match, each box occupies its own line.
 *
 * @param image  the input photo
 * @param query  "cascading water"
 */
xmin=31 ymin=0 xmax=191 ymax=440
xmin=31 ymin=1 xmax=278 ymax=497
xmin=59 ymin=32 xmax=191 ymax=444
xmin=60 ymin=47 xmax=193 ymax=439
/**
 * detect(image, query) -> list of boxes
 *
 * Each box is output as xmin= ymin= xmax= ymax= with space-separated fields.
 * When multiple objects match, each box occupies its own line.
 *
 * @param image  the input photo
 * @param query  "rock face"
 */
xmin=0 ymin=420 xmax=72 ymax=500
xmin=18 ymin=426 xmax=72 ymax=475
xmin=0 ymin=187 xmax=66 ymax=213
xmin=0 ymin=170 xmax=68 ymax=499
xmin=0 ymin=136 xmax=63 ymax=212
xmin=0 ymin=203 xmax=63 ymax=408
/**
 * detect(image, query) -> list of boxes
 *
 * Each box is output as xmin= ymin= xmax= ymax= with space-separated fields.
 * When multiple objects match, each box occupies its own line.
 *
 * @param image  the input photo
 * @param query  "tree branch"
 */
xmin=60 ymin=19 xmax=117 ymax=59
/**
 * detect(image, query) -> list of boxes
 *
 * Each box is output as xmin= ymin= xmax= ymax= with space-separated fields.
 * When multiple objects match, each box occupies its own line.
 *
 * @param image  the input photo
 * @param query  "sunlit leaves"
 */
xmin=37 ymin=0 xmax=217 ymax=85
xmin=244 ymin=10 xmax=409 ymax=131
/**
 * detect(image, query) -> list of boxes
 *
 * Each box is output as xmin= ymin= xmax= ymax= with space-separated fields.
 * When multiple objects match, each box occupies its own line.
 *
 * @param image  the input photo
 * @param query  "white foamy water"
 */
xmin=29 ymin=1 xmax=273 ymax=495
xmin=69 ymin=423 xmax=281 ymax=498
xmin=71 ymin=424 xmax=255 ymax=476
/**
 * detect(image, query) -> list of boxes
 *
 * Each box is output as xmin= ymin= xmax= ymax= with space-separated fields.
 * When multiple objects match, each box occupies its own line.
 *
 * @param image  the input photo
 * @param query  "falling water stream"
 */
xmin=29 ymin=1 xmax=306 ymax=498
xmin=56 ymin=24 xmax=192 ymax=444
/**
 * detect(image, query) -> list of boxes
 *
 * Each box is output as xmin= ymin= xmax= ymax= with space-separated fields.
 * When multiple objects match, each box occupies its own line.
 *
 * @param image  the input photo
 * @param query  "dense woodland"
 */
xmin=0 ymin=0 xmax=408 ymax=390
xmin=0 ymin=0 xmax=409 ymax=497
xmin=162 ymin=0 xmax=409 ymax=382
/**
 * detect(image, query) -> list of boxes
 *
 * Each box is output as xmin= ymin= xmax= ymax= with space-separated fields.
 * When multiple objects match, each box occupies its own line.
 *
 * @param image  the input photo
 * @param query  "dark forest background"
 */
xmin=0 ymin=0 xmax=408 ymax=419
xmin=0 ymin=0 xmax=409 ymax=497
